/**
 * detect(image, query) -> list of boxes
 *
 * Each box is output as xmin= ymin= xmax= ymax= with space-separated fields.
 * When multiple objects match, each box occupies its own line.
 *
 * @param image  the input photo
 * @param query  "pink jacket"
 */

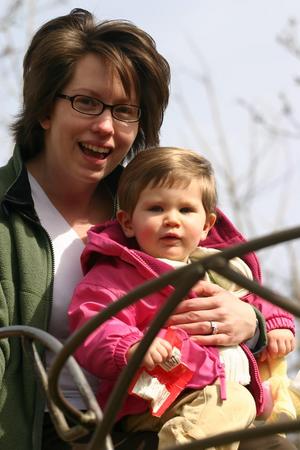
xmin=69 ymin=211 xmax=294 ymax=420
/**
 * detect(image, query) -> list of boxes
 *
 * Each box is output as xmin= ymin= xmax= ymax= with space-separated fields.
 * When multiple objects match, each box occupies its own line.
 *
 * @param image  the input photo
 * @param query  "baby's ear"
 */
xmin=201 ymin=213 xmax=217 ymax=240
xmin=116 ymin=210 xmax=135 ymax=237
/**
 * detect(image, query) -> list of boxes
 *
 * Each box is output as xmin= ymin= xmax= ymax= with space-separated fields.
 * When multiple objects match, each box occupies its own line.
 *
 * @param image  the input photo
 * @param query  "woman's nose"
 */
xmin=90 ymin=109 xmax=115 ymax=135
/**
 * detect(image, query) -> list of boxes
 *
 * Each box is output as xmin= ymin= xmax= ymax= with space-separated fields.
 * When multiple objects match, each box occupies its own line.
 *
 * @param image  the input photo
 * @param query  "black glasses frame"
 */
xmin=57 ymin=93 xmax=141 ymax=123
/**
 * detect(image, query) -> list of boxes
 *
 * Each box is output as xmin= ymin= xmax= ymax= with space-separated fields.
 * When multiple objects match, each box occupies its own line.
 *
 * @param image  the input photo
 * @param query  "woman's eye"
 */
xmin=115 ymin=105 xmax=131 ymax=114
xmin=75 ymin=96 xmax=99 ymax=111
xmin=82 ymin=98 xmax=92 ymax=105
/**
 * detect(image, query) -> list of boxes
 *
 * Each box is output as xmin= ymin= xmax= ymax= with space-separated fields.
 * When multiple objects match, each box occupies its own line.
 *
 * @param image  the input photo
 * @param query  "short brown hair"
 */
xmin=117 ymin=147 xmax=217 ymax=216
xmin=11 ymin=8 xmax=170 ymax=160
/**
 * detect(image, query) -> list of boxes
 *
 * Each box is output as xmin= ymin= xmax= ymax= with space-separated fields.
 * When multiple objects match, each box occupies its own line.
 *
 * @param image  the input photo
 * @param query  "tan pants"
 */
xmin=123 ymin=382 xmax=256 ymax=450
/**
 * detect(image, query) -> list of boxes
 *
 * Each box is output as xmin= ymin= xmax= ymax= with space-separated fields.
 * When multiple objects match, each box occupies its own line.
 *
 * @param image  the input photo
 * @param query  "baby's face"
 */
xmin=122 ymin=180 xmax=215 ymax=262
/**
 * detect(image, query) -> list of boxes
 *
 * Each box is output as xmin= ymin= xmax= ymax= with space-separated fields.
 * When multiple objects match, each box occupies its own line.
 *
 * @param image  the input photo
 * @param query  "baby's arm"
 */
xmin=127 ymin=337 xmax=173 ymax=371
xmin=260 ymin=328 xmax=296 ymax=361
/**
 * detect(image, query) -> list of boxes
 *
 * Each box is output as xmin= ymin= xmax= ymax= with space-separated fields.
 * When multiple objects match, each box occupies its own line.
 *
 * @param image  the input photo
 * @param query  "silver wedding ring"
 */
xmin=209 ymin=320 xmax=218 ymax=335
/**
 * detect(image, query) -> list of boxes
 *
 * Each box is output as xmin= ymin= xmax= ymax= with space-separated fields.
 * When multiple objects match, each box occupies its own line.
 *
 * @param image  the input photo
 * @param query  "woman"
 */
xmin=0 ymin=8 xmax=295 ymax=450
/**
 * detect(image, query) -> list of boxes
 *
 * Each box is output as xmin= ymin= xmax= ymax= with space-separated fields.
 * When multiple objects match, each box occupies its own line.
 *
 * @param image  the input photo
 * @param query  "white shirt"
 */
xmin=28 ymin=173 xmax=98 ymax=409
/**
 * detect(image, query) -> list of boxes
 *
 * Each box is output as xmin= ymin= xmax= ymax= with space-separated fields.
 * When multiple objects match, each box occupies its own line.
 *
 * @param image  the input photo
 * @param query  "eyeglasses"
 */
xmin=57 ymin=94 xmax=141 ymax=123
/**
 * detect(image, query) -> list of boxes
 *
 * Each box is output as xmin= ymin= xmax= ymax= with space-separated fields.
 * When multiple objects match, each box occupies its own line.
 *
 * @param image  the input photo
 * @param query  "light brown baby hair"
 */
xmin=117 ymin=147 xmax=217 ymax=216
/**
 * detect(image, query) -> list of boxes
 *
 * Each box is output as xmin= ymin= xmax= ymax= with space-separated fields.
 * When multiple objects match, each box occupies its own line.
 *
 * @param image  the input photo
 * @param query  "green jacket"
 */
xmin=0 ymin=145 xmax=121 ymax=450
xmin=0 ymin=145 xmax=53 ymax=450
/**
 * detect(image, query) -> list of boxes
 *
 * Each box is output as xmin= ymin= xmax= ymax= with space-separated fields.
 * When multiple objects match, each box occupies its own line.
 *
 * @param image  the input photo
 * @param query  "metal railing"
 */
xmin=0 ymin=225 xmax=300 ymax=449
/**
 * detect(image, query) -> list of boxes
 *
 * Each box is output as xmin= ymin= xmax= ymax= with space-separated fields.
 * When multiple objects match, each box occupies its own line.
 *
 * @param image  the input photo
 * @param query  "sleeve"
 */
xmin=0 ymin=285 xmax=11 ymax=385
xmin=242 ymin=291 xmax=295 ymax=335
xmin=244 ymin=308 xmax=267 ymax=354
xmin=68 ymin=281 xmax=144 ymax=381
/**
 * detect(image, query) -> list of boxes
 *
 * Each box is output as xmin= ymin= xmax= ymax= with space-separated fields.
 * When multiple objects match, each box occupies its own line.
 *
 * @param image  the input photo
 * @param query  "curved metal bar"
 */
xmin=48 ymin=227 xmax=300 ymax=424
xmin=209 ymin=263 xmax=300 ymax=315
xmin=50 ymin=226 xmax=300 ymax=448
xmin=0 ymin=226 xmax=299 ymax=449
xmin=0 ymin=326 xmax=109 ymax=445
xmin=164 ymin=418 xmax=300 ymax=450
xmin=203 ymin=225 xmax=300 ymax=262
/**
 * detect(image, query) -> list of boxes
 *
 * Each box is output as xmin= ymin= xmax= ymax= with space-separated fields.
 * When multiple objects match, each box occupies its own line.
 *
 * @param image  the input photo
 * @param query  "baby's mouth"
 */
xmin=163 ymin=233 xmax=180 ymax=239
xmin=79 ymin=143 xmax=111 ymax=159
xmin=161 ymin=234 xmax=181 ymax=242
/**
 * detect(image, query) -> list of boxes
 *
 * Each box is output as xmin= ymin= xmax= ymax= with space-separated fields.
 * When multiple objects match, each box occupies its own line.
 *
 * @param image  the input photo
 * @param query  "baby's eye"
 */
xmin=148 ymin=205 xmax=163 ymax=212
xmin=180 ymin=207 xmax=194 ymax=213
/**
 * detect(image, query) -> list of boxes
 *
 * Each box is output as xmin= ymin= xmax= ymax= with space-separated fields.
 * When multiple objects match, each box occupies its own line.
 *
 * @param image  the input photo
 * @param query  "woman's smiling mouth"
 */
xmin=79 ymin=142 xmax=111 ymax=159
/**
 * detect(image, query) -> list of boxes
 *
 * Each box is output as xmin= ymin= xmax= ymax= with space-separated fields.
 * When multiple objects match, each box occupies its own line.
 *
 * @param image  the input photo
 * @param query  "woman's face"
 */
xmin=40 ymin=53 xmax=139 ymax=186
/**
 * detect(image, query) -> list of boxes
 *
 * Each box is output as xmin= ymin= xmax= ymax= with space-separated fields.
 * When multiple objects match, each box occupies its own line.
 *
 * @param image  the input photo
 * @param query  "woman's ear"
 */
xmin=116 ymin=210 xmax=135 ymax=237
xmin=39 ymin=117 xmax=51 ymax=130
xmin=201 ymin=213 xmax=217 ymax=240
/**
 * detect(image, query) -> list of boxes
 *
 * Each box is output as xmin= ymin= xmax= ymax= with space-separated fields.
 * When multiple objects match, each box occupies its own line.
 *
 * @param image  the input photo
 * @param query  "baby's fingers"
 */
xmin=267 ymin=338 xmax=290 ymax=358
xmin=143 ymin=338 xmax=173 ymax=369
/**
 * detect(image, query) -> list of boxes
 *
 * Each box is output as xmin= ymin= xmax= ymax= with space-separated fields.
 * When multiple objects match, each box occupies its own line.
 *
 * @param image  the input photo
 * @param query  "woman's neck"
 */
xmin=26 ymin=159 xmax=114 ymax=240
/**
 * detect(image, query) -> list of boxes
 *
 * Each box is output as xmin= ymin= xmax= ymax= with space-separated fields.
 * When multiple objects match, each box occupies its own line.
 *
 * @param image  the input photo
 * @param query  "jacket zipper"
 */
xmin=18 ymin=209 xmax=55 ymax=450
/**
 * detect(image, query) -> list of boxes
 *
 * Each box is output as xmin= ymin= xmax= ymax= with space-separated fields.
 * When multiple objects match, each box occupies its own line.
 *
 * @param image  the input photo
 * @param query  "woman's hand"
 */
xmin=165 ymin=280 xmax=257 ymax=346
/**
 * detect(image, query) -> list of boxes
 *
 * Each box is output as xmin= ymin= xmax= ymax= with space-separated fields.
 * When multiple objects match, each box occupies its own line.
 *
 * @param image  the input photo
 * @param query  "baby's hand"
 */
xmin=260 ymin=329 xmax=295 ymax=361
xmin=142 ymin=337 xmax=173 ymax=370
xmin=126 ymin=337 xmax=173 ymax=371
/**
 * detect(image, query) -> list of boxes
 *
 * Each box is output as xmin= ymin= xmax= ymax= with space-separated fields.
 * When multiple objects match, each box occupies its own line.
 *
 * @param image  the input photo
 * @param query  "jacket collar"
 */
xmin=0 ymin=145 xmax=38 ymax=221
